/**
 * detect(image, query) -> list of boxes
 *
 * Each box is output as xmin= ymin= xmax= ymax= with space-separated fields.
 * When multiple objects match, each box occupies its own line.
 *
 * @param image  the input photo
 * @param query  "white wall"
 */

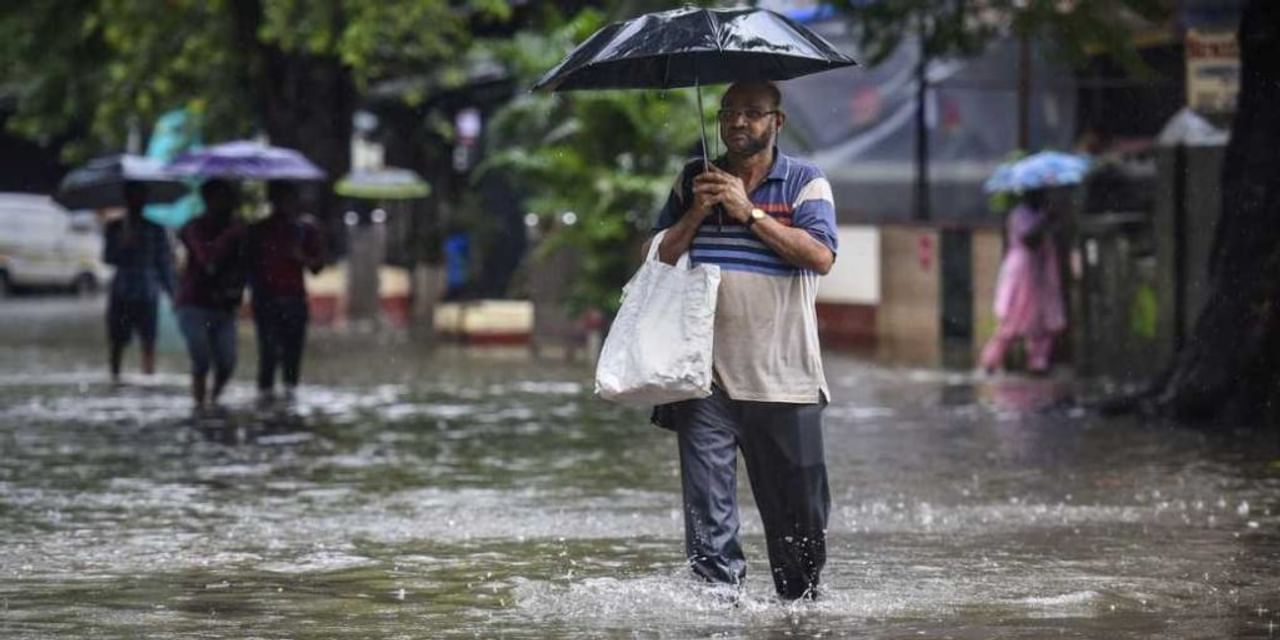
xmin=817 ymin=225 xmax=880 ymax=305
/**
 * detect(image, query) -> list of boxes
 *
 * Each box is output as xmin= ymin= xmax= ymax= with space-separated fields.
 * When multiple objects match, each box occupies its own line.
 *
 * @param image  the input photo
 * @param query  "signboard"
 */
xmin=1185 ymin=29 xmax=1240 ymax=114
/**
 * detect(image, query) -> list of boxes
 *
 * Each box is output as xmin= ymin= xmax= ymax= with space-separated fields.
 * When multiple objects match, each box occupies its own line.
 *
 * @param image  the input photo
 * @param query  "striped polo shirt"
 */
xmin=653 ymin=150 xmax=837 ymax=404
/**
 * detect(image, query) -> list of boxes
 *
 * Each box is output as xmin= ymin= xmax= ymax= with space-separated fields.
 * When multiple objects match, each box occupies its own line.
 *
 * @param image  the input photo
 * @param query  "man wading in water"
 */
xmin=646 ymin=81 xmax=837 ymax=601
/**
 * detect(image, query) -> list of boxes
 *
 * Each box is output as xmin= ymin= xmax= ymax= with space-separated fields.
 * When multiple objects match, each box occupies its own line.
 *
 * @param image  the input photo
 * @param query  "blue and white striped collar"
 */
xmin=765 ymin=148 xmax=791 ymax=183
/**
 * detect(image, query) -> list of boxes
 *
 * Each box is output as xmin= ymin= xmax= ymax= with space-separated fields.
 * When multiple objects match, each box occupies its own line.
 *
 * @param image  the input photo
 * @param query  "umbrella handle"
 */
xmin=695 ymin=75 xmax=724 ymax=231
xmin=696 ymin=76 xmax=709 ymax=173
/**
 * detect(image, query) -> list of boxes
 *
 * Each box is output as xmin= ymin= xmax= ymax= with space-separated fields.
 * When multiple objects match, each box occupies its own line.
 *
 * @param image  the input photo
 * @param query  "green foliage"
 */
xmin=262 ymin=0 xmax=507 ymax=84
xmin=0 ymin=1 xmax=113 ymax=160
xmin=0 ymin=1 xmax=496 ymax=162
xmin=477 ymin=10 xmax=717 ymax=314
xmin=831 ymin=0 xmax=1173 ymax=73
xmin=1 ymin=1 xmax=245 ymax=160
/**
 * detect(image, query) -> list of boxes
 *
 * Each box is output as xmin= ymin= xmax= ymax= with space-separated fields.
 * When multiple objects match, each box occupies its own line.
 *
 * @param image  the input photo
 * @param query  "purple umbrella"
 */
xmin=168 ymin=141 xmax=326 ymax=180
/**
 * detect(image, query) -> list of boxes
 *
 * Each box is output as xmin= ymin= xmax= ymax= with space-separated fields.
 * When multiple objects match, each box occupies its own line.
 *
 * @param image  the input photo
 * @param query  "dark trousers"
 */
xmin=107 ymin=295 xmax=158 ymax=347
xmin=252 ymin=296 xmax=308 ymax=392
xmin=670 ymin=385 xmax=830 ymax=600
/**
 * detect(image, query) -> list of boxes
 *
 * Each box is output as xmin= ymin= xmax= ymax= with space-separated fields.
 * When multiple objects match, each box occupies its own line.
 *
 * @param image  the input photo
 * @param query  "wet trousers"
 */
xmin=668 ymin=385 xmax=830 ymax=600
xmin=177 ymin=306 xmax=237 ymax=378
xmin=252 ymin=296 xmax=308 ymax=392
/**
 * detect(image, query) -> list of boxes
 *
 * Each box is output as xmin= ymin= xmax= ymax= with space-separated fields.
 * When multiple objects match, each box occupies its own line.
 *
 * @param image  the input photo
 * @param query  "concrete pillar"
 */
xmin=412 ymin=263 xmax=446 ymax=341
xmin=346 ymin=218 xmax=386 ymax=327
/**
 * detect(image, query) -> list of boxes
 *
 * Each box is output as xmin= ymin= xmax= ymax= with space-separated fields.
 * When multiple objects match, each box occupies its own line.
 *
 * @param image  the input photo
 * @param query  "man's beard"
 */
xmin=724 ymin=129 xmax=771 ymax=156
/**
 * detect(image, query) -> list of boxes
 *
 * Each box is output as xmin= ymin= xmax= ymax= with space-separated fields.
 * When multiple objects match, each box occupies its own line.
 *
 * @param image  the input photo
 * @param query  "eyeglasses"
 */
xmin=716 ymin=108 xmax=779 ymax=122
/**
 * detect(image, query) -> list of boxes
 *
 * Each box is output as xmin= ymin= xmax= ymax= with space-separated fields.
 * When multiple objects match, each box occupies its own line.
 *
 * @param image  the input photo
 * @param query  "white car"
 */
xmin=0 ymin=193 xmax=108 ymax=295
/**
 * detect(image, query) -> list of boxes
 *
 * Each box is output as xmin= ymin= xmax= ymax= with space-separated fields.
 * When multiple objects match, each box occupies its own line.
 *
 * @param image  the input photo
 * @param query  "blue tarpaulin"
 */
xmin=143 ymin=109 xmax=204 ymax=228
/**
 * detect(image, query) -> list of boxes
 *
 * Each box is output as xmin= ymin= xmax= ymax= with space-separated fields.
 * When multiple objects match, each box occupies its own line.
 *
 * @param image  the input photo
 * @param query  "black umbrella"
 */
xmin=532 ymin=6 xmax=857 ymax=162
xmin=55 ymin=154 xmax=189 ymax=210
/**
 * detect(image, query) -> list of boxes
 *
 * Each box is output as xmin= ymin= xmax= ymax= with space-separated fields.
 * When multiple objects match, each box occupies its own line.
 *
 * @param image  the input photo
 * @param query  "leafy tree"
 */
xmin=478 ymin=9 xmax=714 ymax=314
xmin=0 ymin=0 xmax=507 ymax=181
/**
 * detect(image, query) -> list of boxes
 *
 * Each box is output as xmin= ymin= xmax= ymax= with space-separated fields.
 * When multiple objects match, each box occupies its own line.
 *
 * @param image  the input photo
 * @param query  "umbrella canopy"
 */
xmin=335 ymin=168 xmax=431 ymax=200
xmin=1155 ymin=107 xmax=1229 ymax=147
xmin=168 ymin=141 xmax=326 ymax=180
xmin=54 ymin=154 xmax=189 ymax=210
xmin=532 ymin=6 xmax=857 ymax=92
xmin=984 ymin=151 xmax=1090 ymax=194
xmin=533 ymin=6 xmax=857 ymax=168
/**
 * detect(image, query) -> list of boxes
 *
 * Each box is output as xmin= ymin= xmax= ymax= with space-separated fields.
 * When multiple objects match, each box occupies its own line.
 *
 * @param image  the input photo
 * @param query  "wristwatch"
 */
xmin=745 ymin=207 xmax=766 ymax=229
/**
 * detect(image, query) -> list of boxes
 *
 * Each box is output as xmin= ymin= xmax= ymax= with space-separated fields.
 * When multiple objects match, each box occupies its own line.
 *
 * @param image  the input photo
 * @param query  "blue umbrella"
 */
xmin=984 ymin=151 xmax=1090 ymax=194
xmin=168 ymin=141 xmax=325 ymax=180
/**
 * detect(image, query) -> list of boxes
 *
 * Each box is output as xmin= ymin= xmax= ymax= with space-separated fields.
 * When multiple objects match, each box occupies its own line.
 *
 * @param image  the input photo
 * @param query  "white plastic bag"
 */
xmin=595 ymin=230 xmax=720 ymax=406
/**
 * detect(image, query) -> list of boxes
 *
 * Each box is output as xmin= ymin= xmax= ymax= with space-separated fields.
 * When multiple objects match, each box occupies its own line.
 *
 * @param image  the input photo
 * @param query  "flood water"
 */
xmin=1 ymin=297 xmax=1278 ymax=639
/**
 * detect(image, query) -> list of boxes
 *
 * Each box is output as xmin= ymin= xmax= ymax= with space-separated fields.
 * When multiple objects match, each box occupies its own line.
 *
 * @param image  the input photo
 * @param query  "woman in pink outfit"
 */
xmin=980 ymin=190 xmax=1066 ymax=374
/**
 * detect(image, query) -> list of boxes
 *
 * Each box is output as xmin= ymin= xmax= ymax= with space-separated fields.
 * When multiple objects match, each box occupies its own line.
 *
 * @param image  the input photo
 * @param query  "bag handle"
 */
xmin=646 ymin=229 xmax=691 ymax=269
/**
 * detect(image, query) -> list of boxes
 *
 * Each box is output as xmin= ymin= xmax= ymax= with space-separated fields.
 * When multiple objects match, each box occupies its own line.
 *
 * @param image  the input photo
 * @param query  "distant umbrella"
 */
xmin=168 ymin=141 xmax=325 ymax=180
xmin=1156 ymin=107 xmax=1229 ymax=147
xmin=54 ymin=154 xmax=188 ymax=210
xmin=984 ymin=151 xmax=1090 ymax=194
xmin=335 ymin=168 xmax=431 ymax=200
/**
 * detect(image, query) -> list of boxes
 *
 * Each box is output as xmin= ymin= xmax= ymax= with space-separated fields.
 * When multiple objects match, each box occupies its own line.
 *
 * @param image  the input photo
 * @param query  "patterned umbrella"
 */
xmin=167 ymin=141 xmax=325 ymax=180
xmin=984 ymin=151 xmax=1090 ymax=194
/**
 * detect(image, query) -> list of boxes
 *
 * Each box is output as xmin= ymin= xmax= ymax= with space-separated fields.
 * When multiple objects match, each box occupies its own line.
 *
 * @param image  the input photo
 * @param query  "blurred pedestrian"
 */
xmin=980 ymin=189 xmax=1066 ymax=374
xmin=102 ymin=181 xmax=177 ymax=383
xmin=176 ymin=179 xmax=247 ymax=411
xmin=247 ymin=181 xmax=325 ymax=404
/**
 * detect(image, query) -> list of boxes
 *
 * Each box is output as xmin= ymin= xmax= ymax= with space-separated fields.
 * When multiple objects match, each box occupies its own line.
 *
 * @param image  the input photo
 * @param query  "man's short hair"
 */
xmin=725 ymin=81 xmax=782 ymax=110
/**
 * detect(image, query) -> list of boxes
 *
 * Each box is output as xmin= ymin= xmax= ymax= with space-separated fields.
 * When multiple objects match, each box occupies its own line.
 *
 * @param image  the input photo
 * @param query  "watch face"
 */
xmin=751 ymin=208 xmax=766 ymax=220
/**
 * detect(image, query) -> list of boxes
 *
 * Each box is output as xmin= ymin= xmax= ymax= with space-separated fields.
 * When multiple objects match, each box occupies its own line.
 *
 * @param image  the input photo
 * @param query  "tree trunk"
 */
xmin=228 ymin=0 xmax=355 ymax=224
xmin=1150 ymin=0 xmax=1280 ymax=425
xmin=259 ymin=49 xmax=355 ymax=216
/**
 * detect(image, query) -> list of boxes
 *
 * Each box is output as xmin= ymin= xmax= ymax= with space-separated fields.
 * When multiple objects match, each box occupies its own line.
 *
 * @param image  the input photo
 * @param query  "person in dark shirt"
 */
xmin=176 ymin=180 xmax=248 ymax=410
xmin=102 ymin=181 xmax=177 ymax=383
xmin=247 ymin=181 xmax=325 ymax=403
